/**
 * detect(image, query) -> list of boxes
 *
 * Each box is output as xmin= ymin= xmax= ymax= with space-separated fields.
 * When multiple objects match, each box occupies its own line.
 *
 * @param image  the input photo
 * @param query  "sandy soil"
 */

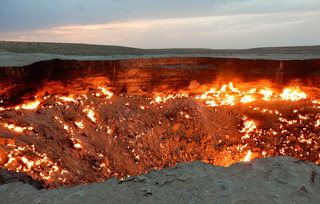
xmin=1 ymin=157 xmax=320 ymax=204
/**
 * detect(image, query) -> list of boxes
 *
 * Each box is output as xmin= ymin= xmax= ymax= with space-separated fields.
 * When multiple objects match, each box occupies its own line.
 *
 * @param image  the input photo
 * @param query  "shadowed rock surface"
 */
xmin=0 ymin=168 xmax=44 ymax=190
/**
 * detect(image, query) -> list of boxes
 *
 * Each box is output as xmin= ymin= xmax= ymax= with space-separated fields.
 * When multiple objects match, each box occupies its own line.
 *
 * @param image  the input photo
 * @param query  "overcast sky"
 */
xmin=1 ymin=0 xmax=320 ymax=49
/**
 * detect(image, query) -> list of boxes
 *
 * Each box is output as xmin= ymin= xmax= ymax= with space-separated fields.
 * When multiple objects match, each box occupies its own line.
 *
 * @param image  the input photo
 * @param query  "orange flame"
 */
xmin=15 ymin=100 xmax=40 ymax=110
xmin=243 ymin=150 xmax=253 ymax=162
xmin=280 ymin=87 xmax=306 ymax=101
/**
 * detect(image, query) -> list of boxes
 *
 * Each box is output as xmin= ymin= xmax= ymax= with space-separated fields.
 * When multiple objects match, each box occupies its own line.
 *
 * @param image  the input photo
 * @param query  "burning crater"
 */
xmin=0 ymin=57 xmax=320 ymax=189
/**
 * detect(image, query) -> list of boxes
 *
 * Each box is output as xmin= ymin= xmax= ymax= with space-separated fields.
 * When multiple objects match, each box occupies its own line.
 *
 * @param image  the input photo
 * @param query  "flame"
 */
xmin=240 ymin=118 xmax=257 ymax=140
xmin=240 ymin=95 xmax=255 ymax=103
xmin=196 ymin=83 xmax=308 ymax=107
xmin=106 ymin=126 xmax=112 ymax=134
xmin=74 ymin=143 xmax=82 ymax=149
xmin=15 ymin=100 xmax=40 ymax=110
xmin=83 ymin=108 xmax=97 ymax=122
xmin=280 ymin=87 xmax=307 ymax=101
xmin=151 ymin=94 xmax=188 ymax=104
xmin=58 ymin=96 xmax=76 ymax=103
xmin=259 ymin=89 xmax=273 ymax=101
xmin=2 ymin=123 xmax=34 ymax=133
xmin=75 ymin=121 xmax=84 ymax=129
xmin=243 ymin=150 xmax=253 ymax=162
xmin=4 ymin=145 xmax=61 ymax=181
xmin=221 ymin=95 xmax=235 ymax=106
xmin=98 ymin=87 xmax=113 ymax=99
xmin=229 ymin=82 xmax=239 ymax=93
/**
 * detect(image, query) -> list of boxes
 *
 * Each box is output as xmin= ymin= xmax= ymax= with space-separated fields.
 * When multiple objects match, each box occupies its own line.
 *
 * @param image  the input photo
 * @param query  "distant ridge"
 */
xmin=1 ymin=41 xmax=320 ymax=56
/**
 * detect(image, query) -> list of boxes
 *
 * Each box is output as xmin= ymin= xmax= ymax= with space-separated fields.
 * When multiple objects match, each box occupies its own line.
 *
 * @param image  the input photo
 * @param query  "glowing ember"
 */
xmin=83 ymin=108 xmax=97 ymax=122
xmin=98 ymin=87 xmax=113 ymax=99
xmin=2 ymin=123 xmax=34 ymax=133
xmin=240 ymin=118 xmax=257 ymax=139
xmin=74 ymin=143 xmax=82 ymax=149
xmin=3 ymin=145 xmax=62 ymax=181
xmin=58 ymin=96 xmax=76 ymax=103
xmin=106 ymin=126 xmax=112 ymax=134
xmin=75 ymin=121 xmax=84 ymax=129
xmin=151 ymin=94 xmax=188 ymax=104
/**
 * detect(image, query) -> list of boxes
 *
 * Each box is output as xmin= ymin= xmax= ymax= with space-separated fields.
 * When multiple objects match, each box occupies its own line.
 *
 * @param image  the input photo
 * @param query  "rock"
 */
xmin=0 ymin=168 xmax=44 ymax=190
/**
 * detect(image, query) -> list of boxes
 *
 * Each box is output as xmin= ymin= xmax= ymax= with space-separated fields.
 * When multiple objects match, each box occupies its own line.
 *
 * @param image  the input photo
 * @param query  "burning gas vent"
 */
xmin=0 ymin=57 xmax=320 ymax=188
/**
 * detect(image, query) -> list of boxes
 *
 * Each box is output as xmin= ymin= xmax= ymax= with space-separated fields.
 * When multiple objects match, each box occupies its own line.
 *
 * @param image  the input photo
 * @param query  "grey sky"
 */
xmin=1 ymin=0 xmax=320 ymax=49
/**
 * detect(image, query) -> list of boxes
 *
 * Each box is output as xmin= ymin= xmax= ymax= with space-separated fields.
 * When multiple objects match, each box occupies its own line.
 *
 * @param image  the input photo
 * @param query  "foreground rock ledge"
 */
xmin=1 ymin=156 xmax=320 ymax=204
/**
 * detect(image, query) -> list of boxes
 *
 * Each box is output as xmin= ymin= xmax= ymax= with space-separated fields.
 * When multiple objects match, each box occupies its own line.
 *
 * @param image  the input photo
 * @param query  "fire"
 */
xmin=58 ymin=96 xmax=77 ymax=103
xmin=229 ymin=82 xmax=240 ymax=93
xmin=260 ymin=89 xmax=273 ymax=101
xmin=240 ymin=118 xmax=257 ymax=140
xmin=151 ymin=94 xmax=188 ymax=104
xmin=1 ymin=80 xmax=320 ymax=189
xmin=196 ymin=82 xmax=308 ymax=107
xmin=2 ymin=123 xmax=34 ymax=133
xmin=106 ymin=126 xmax=112 ymax=134
xmin=98 ymin=87 xmax=113 ymax=99
xmin=83 ymin=108 xmax=97 ymax=122
xmin=240 ymin=95 xmax=255 ymax=103
xmin=16 ymin=100 xmax=40 ymax=110
xmin=73 ymin=143 xmax=82 ymax=149
xmin=280 ymin=87 xmax=307 ymax=101
xmin=221 ymin=95 xmax=235 ymax=106
xmin=4 ymin=145 xmax=62 ymax=181
xmin=75 ymin=121 xmax=84 ymax=129
xmin=243 ymin=150 xmax=253 ymax=162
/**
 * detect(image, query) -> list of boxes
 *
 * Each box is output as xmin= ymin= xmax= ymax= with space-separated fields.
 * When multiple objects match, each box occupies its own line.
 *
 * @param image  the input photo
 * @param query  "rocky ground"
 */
xmin=1 ymin=157 xmax=320 ymax=204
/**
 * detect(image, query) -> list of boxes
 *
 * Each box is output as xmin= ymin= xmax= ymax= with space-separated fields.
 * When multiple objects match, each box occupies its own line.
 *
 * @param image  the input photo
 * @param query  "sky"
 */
xmin=1 ymin=0 xmax=320 ymax=49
